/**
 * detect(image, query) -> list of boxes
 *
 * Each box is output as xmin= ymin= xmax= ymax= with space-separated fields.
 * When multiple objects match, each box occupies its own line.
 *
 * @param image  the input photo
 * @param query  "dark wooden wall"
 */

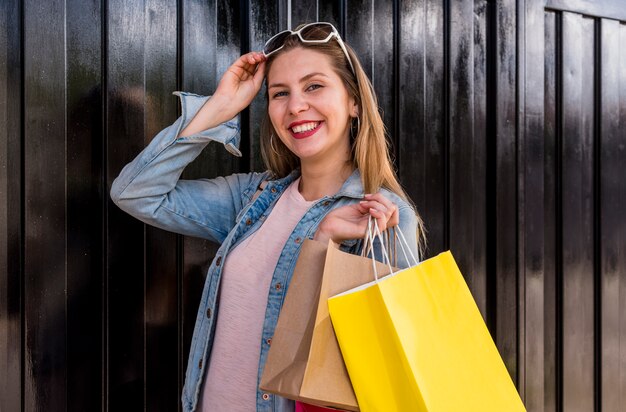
xmin=1 ymin=0 xmax=624 ymax=411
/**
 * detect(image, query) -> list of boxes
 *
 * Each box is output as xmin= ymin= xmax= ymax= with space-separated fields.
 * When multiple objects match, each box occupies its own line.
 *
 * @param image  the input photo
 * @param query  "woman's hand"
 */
xmin=313 ymin=193 xmax=400 ymax=244
xmin=212 ymin=51 xmax=267 ymax=119
xmin=179 ymin=52 xmax=266 ymax=137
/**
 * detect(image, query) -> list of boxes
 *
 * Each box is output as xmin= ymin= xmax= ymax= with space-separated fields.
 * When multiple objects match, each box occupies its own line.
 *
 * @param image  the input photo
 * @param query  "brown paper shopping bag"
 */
xmin=259 ymin=239 xmax=394 ymax=410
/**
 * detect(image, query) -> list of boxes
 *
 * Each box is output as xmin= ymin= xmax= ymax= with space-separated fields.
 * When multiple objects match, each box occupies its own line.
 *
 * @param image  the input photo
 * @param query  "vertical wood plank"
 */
xmin=397 ymin=0 xmax=427 ymax=250
xmin=344 ymin=0 xmax=394 ymax=153
xmin=291 ymin=0 xmax=318 ymax=26
xmin=144 ymin=0 xmax=178 ymax=410
xmin=0 ymin=0 xmax=10 ymax=406
xmin=66 ymin=0 xmax=104 ymax=410
xmin=448 ymin=0 xmax=475 ymax=277
xmin=317 ymin=0 xmax=341 ymax=28
xmin=448 ymin=0 xmax=476 ymax=297
xmin=249 ymin=0 xmax=279 ymax=172
xmin=372 ymin=0 xmax=394 ymax=148
xmin=600 ymin=17 xmax=626 ymax=412
xmin=543 ymin=10 xmax=557 ymax=412
xmin=448 ymin=0 xmax=490 ymax=326
xmin=618 ymin=20 xmax=626 ymax=412
xmin=106 ymin=0 xmax=146 ymax=409
xmin=472 ymin=0 xmax=488 ymax=318
xmin=401 ymin=0 xmax=446 ymax=258
xmin=561 ymin=12 xmax=595 ymax=412
xmin=23 ymin=0 xmax=67 ymax=410
xmin=618 ymin=22 xmax=626 ymax=406
xmin=346 ymin=0 xmax=373 ymax=79
xmin=182 ymin=0 xmax=215 ymax=95
xmin=519 ymin=0 xmax=545 ymax=406
xmin=494 ymin=0 xmax=521 ymax=389
xmin=0 ymin=0 xmax=23 ymax=410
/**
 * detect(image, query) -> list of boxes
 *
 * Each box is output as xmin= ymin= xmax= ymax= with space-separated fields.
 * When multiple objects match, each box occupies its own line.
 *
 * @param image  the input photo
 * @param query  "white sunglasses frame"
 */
xmin=262 ymin=22 xmax=356 ymax=74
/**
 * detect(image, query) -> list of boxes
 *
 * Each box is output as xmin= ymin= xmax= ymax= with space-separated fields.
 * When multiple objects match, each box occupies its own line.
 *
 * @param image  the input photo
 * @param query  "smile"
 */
xmin=289 ymin=121 xmax=323 ymax=139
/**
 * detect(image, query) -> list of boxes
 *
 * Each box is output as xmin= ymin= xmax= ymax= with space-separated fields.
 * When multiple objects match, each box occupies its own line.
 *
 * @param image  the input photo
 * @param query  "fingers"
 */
xmin=232 ymin=51 xmax=266 ymax=79
xmin=244 ymin=51 xmax=262 ymax=64
xmin=242 ymin=51 xmax=266 ymax=69
xmin=252 ymin=60 xmax=266 ymax=87
xmin=237 ymin=51 xmax=265 ymax=66
xmin=360 ymin=193 xmax=400 ymax=231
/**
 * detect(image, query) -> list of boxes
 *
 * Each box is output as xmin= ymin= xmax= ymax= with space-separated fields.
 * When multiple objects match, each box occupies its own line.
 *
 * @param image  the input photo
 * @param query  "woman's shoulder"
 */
xmin=222 ymin=169 xmax=299 ymax=201
xmin=378 ymin=187 xmax=415 ymax=213
xmin=208 ymin=171 xmax=272 ymax=199
xmin=236 ymin=170 xmax=272 ymax=182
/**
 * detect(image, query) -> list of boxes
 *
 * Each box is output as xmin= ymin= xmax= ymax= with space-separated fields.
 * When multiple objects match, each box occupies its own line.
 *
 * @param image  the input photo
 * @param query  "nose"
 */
xmin=287 ymin=92 xmax=309 ymax=115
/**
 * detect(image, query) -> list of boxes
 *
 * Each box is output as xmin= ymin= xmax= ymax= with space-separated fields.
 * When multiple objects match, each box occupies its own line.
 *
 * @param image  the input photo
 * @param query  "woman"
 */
xmin=111 ymin=22 xmax=424 ymax=412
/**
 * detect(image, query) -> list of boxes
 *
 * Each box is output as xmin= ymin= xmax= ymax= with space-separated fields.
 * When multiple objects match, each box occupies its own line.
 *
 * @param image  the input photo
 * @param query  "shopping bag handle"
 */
xmin=366 ymin=217 xmax=393 ymax=281
xmin=361 ymin=224 xmax=397 ymax=266
xmin=395 ymin=224 xmax=419 ymax=266
xmin=365 ymin=217 xmax=420 ymax=282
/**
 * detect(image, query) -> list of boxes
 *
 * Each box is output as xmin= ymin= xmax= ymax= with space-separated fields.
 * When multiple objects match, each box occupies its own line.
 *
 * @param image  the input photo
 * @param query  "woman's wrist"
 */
xmin=312 ymin=227 xmax=332 ymax=243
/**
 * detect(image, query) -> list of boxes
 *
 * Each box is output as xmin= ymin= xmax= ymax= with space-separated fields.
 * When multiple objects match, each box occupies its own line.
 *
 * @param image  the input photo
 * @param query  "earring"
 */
xmin=350 ymin=116 xmax=361 ymax=139
xmin=269 ymin=133 xmax=282 ymax=156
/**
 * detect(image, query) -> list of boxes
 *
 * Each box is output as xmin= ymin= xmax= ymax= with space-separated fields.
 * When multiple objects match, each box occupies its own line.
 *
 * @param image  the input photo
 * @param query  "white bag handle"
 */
xmin=366 ymin=217 xmax=393 ymax=281
xmin=366 ymin=216 xmax=419 ymax=282
xmin=394 ymin=225 xmax=419 ymax=266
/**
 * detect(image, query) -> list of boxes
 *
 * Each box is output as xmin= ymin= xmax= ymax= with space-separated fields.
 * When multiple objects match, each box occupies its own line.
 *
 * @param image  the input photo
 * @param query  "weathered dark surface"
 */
xmin=23 ymin=1 xmax=67 ymax=410
xmin=599 ymin=17 xmax=626 ymax=412
xmin=0 ymin=0 xmax=22 ymax=411
xmin=1 ymin=1 xmax=625 ymax=411
xmin=66 ymin=0 xmax=104 ymax=410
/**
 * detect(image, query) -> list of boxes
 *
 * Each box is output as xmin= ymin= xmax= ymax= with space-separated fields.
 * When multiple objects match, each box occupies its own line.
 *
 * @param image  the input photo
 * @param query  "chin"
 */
xmin=287 ymin=142 xmax=326 ymax=159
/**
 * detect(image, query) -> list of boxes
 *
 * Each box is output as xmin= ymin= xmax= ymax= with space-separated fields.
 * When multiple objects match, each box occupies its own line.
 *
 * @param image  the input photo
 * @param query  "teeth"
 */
xmin=291 ymin=122 xmax=320 ymax=134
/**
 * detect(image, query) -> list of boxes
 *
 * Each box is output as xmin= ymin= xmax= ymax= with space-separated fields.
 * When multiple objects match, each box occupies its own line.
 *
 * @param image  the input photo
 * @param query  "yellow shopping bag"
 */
xmin=327 ymin=224 xmax=526 ymax=412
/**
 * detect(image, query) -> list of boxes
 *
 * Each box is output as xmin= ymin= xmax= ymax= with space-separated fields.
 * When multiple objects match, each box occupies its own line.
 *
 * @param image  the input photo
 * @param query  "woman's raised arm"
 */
xmin=179 ymin=52 xmax=266 ymax=137
xmin=110 ymin=52 xmax=267 ymax=243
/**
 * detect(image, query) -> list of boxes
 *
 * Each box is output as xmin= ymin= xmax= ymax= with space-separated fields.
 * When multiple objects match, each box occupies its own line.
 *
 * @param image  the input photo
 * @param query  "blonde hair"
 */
xmin=260 ymin=24 xmax=426 ymax=254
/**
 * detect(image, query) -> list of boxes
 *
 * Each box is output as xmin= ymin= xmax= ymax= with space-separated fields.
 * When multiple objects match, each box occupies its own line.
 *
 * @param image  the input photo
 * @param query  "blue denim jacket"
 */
xmin=110 ymin=92 xmax=419 ymax=412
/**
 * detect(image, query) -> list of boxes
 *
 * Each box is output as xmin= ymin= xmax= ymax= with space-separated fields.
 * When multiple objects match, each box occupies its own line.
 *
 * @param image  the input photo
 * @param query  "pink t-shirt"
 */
xmin=199 ymin=178 xmax=313 ymax=411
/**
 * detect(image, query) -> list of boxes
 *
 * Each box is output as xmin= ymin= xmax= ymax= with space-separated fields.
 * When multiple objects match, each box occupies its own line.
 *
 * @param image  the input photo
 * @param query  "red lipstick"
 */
xmin=288 ymin=121 xmax=323 ymax=139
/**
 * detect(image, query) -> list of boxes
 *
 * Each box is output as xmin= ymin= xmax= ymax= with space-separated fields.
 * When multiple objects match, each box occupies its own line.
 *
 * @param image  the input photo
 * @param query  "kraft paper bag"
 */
xmin=328 ymin=250 xmax=527 ymax=412
xmin=259 ymin=239 xmax=395 ymax=411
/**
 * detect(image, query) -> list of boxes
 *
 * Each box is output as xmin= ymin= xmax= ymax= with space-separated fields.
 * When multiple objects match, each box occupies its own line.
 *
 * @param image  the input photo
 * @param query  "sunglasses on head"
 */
xmin=262 ymin=22 xmax=355 ymax=74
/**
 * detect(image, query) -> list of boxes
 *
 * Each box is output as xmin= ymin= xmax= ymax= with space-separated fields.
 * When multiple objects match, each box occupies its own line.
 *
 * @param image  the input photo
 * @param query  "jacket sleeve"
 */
xmin=110 ymin=91 xmax=255 ymax=244
xmin=395 ymin=206 xmax=421 ymax=268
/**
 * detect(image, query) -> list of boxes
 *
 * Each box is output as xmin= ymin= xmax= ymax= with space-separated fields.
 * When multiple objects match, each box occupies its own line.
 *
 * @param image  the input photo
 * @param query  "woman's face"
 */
xmin=267 ymin=47 xmax=358 ymax=163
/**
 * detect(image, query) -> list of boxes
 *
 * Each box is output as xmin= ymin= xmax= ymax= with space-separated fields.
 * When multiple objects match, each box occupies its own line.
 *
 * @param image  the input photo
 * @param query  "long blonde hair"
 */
xmin=260 ymin=24 xmax=426 ymax=254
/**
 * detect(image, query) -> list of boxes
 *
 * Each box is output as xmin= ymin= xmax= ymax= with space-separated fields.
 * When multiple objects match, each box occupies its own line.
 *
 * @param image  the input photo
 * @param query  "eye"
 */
xmin=272 ymin=90 xmax=288 ymax=99
xmin=307 ymin=84 xmax=322 ymax=92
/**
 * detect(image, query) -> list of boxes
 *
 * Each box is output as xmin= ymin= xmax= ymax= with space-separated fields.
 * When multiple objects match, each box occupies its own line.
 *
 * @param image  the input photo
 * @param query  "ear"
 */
xmin=350 ymin=99 xmax=360 ymax=118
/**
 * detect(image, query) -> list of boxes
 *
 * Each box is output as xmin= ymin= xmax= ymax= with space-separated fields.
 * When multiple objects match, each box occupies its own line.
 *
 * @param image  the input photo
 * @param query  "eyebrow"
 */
xmin=268 ymin=72 xmax=329 ymax=89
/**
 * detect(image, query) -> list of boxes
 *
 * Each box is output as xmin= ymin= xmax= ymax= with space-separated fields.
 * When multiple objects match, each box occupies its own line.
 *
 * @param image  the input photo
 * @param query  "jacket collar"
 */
xmin=334 ymin=169 xmax=365 ymax=199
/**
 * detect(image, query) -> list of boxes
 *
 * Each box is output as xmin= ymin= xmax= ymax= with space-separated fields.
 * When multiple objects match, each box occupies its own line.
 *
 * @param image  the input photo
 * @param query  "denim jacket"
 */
xmin=110 ymin=92 xmax=419 ymax=412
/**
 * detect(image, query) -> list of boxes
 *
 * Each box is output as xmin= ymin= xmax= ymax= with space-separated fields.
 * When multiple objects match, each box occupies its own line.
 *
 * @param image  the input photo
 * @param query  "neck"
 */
xmin=298 ymin=158 xmax=354 ymax=201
